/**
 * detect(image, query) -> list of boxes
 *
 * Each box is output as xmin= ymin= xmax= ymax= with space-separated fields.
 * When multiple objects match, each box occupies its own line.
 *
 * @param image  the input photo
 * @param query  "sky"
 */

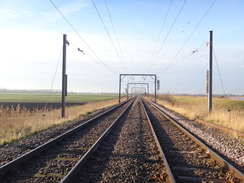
xmin=0 ymin=0 xmax=243 ymax=95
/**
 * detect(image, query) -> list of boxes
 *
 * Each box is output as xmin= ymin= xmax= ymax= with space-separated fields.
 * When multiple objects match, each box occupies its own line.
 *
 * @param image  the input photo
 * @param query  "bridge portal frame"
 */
xmin=119 ymin=74 xmax=157 ymax=103
xmin=127 ymin=83 xmax=149 ymax=99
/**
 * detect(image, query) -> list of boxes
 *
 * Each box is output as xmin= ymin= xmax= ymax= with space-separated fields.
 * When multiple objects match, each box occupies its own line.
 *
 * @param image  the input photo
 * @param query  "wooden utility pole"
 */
xmin=62 ymin=34 xmax=67 ymax=118
xmin=208 ymin=31 xmax=213 ymax=114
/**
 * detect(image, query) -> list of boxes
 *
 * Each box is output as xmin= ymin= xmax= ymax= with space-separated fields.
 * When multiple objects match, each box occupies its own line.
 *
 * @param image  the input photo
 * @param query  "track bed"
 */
xmin=0 ymin=97 xmax=243 ymax=182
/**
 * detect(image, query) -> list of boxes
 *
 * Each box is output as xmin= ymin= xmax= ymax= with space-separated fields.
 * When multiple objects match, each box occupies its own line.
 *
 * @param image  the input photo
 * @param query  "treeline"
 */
xmin=0 ymin=88 xmax=118 ymax=95
xmin=0 ymin=89 xmax=61 ymax=93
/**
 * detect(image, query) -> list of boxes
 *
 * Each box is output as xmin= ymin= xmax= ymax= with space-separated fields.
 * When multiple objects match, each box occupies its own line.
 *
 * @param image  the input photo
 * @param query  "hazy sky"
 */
xmin=0 ymin=0 xmax=243 ymax=95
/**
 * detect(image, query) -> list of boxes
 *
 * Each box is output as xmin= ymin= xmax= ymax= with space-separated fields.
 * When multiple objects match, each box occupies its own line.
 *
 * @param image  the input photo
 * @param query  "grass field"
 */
xmin=0 ymin=93 xmax=122 ymax=146
xmin=157 ymin=95 xmax=244 ymax=133
xmin=0 ymin=93 xmax=118 ymax=103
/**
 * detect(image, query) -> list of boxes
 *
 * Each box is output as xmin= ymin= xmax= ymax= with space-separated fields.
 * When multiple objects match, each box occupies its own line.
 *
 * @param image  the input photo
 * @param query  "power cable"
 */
xmin=69 ymin=42 xmax=117 ymax=71
xmin=148 ymin=0 xmax=187 ymax=72
xmin=213 ymin=46 xmax=226 ymax=95
xmin=163 ymin=42 xmax=208 ymax=71
xmin=66 ymin=41 xmax=119 ymax=76
xmin=44 ymin=47 xmax=62 ymax=114
xmin=104 ymin=0 xmax=128 ymax=72
xmin=160 ymin=0 xmax=216 ymax=76
xmin=92 ymin=0 xmax=127 ymax=73
xmin=147 ymin=0 xmax=173 ymax=72
xmin=50 ymin=0 xmax=116 ymax=74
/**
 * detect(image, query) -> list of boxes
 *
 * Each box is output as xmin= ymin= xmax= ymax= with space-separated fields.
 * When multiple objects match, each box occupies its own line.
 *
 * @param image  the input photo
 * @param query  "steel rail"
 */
xmin=147 ymin=99 xmax=244 ymax=182
xmin=140 ymin=98 xmax=176 ymax=183
xmin=61 ymin=98 xmax=135 ymax=183
xmin=0 ymin=99 xmax=131 ymax=177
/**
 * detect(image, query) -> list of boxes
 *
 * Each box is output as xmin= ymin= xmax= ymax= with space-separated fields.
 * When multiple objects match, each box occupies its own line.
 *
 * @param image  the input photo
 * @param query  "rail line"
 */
xmin=69 ymin=96 xmax=175 ymax=183
xmin=0 ymin=96 xmax=243 ymax=182
xmin=0 ymin=99 xmax=133 ymax=182
xmin=143 ymin=98 xmax=244 ymax=182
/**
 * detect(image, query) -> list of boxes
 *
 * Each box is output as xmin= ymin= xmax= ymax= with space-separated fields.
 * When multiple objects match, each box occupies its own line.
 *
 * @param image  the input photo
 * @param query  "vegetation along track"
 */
xmin=0 ymin=96 xmax=243 ymax=182
xmin=143 ymin=99 xmax=244 ymax=183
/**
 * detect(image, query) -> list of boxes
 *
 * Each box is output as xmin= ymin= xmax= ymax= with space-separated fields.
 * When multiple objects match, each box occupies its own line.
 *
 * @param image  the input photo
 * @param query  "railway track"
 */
xmin=0 ymin=99 xmax=133 ymax=182
xmin=143 ymin=99 xmax=244 ymax=183
xmin=70 ymin=96 xmax=174 ymax=183
xmin=0 ymin=96 xmax=243 ymax=182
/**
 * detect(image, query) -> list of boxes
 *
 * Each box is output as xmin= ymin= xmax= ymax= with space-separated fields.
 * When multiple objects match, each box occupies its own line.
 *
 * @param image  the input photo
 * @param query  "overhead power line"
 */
xmin=50 ymin=0 xmax=116 ymax=74
xmin=160 ymin=0 xmax=216 ymax=76
xmin=148 ymin=0 xmax=187 ymax=72
xmin=147 ymin=0 xmax=173 ymax=72
xmin=104 ymin=0 xmax=128 ymax=72
xmin=162 ymin=42 xmax=208 ymax=71
xmin=44 ymin=47 xmax=62 ymax=113
xmin=213 ymin=46 xmax=226 ymax=95
xmin=92 ymin=0 xmax=127 ymax=73
xmin=69 ymin=42 xmax=118 ymax=71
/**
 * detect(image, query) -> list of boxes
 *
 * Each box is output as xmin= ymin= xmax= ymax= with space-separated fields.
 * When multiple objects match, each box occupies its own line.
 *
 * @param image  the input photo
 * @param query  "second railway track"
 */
xmin=0 ymin=96 xmax=243 ymax=182
xmin=143 ymin=99 xmax=243 ymax=183
xmin=0 ymin=99 xmax=133 ymax=182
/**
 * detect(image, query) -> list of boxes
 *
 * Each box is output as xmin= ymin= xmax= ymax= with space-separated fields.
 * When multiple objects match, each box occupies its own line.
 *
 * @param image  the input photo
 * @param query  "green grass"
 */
xmin=65 ymin=94 xmax=118 ymax=103
xmin=0 ymin=93 xmax=118 ymax=103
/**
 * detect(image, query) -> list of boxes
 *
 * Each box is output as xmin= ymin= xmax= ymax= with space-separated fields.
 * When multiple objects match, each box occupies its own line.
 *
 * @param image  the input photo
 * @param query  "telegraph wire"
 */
xmin=50 ymin=0 xmax=116 ymax=75
xmin=148 ymin=0 xmax=187 ymax=72
xmin=104 ymin=0 xmax=128 ymax=72
xmin=147 ymin=0 xmax=173 ymax=72
xmin=160 ymin=0 xmax=216 ymax=76
xmin=92 ymin=0 xmax=127 ymax=73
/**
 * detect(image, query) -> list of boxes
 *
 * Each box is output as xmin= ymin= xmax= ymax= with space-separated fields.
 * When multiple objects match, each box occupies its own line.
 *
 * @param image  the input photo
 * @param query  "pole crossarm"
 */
xmin=127 ymin=82 xmax=149 ymax=85
xmin=120 ymin=73 xmax=157 ymax=77
xmin=131 ymin=87 xmax=146 ymax=91
xmin=119 ymin=74 xmax=157 ymax=103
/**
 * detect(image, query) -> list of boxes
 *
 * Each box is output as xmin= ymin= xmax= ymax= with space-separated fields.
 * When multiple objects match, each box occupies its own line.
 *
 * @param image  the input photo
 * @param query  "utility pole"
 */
xmin=154 ymin=76 xmax=157 ymax=102
xmin=62 ymin=34 xmax=67 ymax=118
xmin=208 ymin=31 xmax=213 ymax=114
xmin=119 ymin=75 xmax=121 ymax=103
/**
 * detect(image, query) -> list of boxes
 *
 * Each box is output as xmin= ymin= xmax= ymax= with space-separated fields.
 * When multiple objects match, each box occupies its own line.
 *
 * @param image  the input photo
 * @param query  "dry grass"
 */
xmin=0 ymin=98 xmax=125 ymax=146
xmin=157 ymin=95 xmax=244 ymax=133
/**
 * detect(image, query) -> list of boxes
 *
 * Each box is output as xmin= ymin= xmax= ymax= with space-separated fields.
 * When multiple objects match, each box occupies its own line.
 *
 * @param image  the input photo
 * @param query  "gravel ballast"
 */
xmin=0 ymin=98 xmax=243 ymax=181
xmin=153 ymin=102 xmax=244 ymax=173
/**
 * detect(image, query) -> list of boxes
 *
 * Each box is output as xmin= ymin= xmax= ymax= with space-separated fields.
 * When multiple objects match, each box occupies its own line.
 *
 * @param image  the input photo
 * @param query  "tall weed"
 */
xmin=0 ymin=98 xmax=123 ymax=146
xmin=157 ymin=95 xmax=244 ymax=132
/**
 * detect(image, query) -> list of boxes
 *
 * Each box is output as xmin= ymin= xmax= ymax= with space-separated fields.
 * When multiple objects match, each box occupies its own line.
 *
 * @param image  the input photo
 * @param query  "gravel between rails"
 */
xmin=150 ymin=101 xmax=244 ymax=174
xmin=73 ymin=97 xmax=166 ymax=182
xmin=145 ymin=101 xmax=226 ymax=180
